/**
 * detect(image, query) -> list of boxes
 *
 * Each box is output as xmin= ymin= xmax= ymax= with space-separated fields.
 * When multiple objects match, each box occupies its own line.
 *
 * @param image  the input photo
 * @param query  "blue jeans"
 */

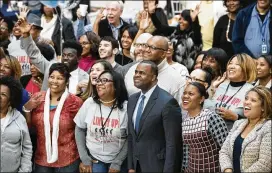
xmin=34 ymin=159 xmax=80 ymax=173
xmin=92 ymin=158 xmax=128 ymax=173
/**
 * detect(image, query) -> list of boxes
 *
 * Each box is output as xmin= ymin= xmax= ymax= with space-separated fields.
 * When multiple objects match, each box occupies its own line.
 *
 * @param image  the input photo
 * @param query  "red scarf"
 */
xmin=78 ymin=56 xmax=96 ymax=72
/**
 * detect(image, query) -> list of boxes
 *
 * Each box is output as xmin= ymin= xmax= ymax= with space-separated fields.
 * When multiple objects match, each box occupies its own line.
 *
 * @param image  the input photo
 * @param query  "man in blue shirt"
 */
xmin=232 ymin=0 xmax=271 ymax=58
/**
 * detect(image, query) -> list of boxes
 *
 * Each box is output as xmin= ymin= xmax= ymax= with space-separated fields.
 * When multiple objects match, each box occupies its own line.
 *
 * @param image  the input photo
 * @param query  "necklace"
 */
xmin=99 ymin=98 xmax=116 ymax=104
xmin=226 ymin=17 xmax=232 ymax=42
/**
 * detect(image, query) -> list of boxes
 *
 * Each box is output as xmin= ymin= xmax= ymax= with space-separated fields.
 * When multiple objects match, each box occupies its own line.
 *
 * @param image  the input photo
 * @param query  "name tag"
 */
xmin=262 ymin=44 xmax=267 ymax=54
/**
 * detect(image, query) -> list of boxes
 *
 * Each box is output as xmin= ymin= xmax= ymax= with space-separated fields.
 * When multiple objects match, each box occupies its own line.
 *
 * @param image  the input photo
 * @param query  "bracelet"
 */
xmin=22 ymin=106 xmax=31 ymax=113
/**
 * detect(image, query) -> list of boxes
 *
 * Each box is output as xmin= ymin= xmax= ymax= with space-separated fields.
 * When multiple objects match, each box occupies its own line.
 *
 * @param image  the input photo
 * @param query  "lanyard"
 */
xmin=99 ymin=102 xmax=115 ymax=136
xmin=218 ymin=83 xmax=244 ymax=108
xmin=258 ymin=13 xmax=269 ymax=43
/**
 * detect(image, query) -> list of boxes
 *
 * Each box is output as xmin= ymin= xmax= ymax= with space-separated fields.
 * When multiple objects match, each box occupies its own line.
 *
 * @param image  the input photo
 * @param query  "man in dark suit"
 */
xmin=127 ymin=60 xmax=182 ymax=173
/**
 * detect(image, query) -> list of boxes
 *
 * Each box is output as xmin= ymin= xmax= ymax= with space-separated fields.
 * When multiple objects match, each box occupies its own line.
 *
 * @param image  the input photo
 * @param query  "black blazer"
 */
xmin=20 ymin=75 xmax=32 ymax=88
xmin=127 ymin=86 xmax=182 ymax=173
xmin=98 ymin=18 xmax=128 ymax=43
xmin=52 ymin=17 xmax=76 ymax=55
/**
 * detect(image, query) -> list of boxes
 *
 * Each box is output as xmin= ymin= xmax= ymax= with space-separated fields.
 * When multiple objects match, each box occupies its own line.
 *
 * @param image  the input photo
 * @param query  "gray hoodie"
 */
xmin=1 ymin=108 xmax=32 ymax=172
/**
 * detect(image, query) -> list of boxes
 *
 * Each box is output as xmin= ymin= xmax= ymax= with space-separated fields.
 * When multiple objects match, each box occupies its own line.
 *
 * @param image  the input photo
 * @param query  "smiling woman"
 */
xmin=204 ymin=53 xmax=257 ymax=130
xmin=116 ymin=25 xmax=138 ymax=65
xmin=78 ymin=31 xmax=101 ymax=72
xmin=220 ymin=86 xmax=271 ymax=173
xmin=23 ymin=63 xmax=83 ymax=172
xmin=76 ymin=59 xmax=113 ymax=101
xmin=255 ymin=55 xmax=272 ymax=88
xmin=0 ymin=76 xmax=32 ymax=173
xmin=181 ymin=82 xmax=228 ymax=173
xmin=74 ymin=70 xmax=129 ymax=173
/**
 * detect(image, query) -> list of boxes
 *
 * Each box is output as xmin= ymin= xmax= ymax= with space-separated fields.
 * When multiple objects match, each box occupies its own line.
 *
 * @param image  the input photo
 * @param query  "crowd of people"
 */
xmin=0 ymin=0 xmax=271 ymax=173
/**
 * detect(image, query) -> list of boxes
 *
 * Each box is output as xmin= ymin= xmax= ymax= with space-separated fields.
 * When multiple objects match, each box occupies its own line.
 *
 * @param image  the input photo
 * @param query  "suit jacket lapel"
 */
xmin=129 ymin=93 xmax=140 ymax=136
xmin=138 ymin=86 xmax=159 ymax=136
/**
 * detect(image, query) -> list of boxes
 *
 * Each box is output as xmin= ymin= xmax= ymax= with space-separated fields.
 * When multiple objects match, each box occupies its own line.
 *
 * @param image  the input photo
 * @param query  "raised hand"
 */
xmin=95 ymin=7 xmax=105 ymax=23
xmin=76 ymin=8 xmax=84 ymax=20
xmin=16 ymin=17 xmax=32 ymax=34
xmin=139 ymin=11 xmax=150 ymax=31
xmin=76 ymin=80 xmax=88 ymax=94
xmin=212 ymin=72 xmax=227 ymax=89
xmin=18 ymin=6 xmax=30 ymax=19
xmin=147 ymin=0 xmax=157 ymax=14
xmin=190 ymin=3 xmax=201 ymax=22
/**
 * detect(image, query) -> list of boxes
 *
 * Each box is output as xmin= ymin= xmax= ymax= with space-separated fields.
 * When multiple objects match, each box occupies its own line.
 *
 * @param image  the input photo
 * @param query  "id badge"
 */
xmin=262 ymin=44 xmax=267 ymax=54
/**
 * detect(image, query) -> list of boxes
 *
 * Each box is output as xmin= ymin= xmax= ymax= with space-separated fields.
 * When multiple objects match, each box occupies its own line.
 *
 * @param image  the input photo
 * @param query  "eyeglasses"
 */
xmin=186 ymin=76 xmax=206 ymax=83
xmin=0 ymin=26 xmax=8 ymax=31
xmin=96 ymin=78 xmax=113 ymax=85
xmin=79 ymin=42 xmax=91 ymax=46
xmin=143 ymin=44 xmax=167 ymax=51
xmin=134 ymin=43 xmax=147 ymax=47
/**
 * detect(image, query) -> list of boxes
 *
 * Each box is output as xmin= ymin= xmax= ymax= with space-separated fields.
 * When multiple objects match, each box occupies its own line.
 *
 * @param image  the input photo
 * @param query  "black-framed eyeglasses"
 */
xmin=186 ymin=75 xmax=206 ymax=83
xmin=79 ymin=42 xmax=91 ymax=46
xmin=96 ymin=78 xmax=114 ymax=85
xmin=143 ymin=44 xmax=167 ymax=51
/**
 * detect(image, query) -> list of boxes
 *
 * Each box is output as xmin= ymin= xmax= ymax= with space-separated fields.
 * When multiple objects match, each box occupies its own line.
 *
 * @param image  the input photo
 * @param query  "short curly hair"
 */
xmin=49 ymin=63 xmax=71 ymax=82
xmin=0 ymin=76 xmax=23 ymax=109
xmin=223 ymin=0 xmax=244 ymax=10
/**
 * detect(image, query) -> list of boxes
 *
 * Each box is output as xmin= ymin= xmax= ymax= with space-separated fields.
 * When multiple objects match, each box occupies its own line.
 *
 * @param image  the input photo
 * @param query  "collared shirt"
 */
xmin=244 ymin=5 xmax=271 ymax=58
xmin=69 ymin=68 xmax=79 ymax=94
xmin=112 ymin=61 xmax=117 ymax=68
xmin=109 ymin=19 xmax=123 ymax=40
xmin=132 ymin=84 xmax=157 ymax=128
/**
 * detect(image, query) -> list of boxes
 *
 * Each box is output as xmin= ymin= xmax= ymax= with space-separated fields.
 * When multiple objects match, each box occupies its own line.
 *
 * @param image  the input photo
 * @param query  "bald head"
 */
xmin=148 ymin=36 xmax=169 ymax=51
xmin=143 ymin=36 xmax=168 ymax=65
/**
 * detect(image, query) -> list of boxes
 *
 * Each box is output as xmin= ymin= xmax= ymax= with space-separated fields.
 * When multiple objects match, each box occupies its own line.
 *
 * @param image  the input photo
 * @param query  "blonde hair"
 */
xmin=80 ymin=82 xmax=94 ymax=101
xmin=246 ymin=86 xmax=272 ymax=120
xmin=0 ymin=54 xmax=22 ymax=80
xmin=227 ymin=53 xmax=257 ymax=83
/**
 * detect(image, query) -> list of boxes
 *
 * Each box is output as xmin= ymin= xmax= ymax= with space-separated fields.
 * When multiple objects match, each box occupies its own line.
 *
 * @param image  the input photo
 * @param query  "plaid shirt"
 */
xmin=182 ymin=109 xmax=228 ymax=172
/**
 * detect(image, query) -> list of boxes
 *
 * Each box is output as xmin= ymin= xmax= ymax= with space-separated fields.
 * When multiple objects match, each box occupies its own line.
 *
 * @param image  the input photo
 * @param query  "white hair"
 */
xmin=106 ymin=1 xmax=124 ymax=11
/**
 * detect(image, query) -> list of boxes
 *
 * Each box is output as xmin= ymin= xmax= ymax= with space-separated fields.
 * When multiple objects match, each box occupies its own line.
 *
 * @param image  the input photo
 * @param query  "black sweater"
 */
xmin=213 ymin=14 xmax=235 ymax=58
xmin=150 ymin=12 xmax=202 ymax=46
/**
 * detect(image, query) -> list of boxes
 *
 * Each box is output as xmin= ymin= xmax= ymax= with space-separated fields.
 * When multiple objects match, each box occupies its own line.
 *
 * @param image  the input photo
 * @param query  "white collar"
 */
xmin=70 ymin=67 xmax=79 ymax=75
xmin=140 ymin=84 xmax=157 ymax=99
xmin=255 ymin=79 xmax=272 ymax=88
xmin=112 ymin=61 xmax=117 ymax=68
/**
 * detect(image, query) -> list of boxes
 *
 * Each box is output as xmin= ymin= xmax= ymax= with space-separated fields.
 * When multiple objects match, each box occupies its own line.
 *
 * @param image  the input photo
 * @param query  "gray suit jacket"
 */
xmin=127 ymin=86 xmax=182 ymax=173
xmin=20 ymin=35 xmax=89 ymax=91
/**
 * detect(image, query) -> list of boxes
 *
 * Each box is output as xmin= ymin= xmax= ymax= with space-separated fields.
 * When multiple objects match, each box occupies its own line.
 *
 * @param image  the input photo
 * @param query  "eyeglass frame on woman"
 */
xmin=95 ymin=78 xmax=114 ymax=85
xmin=186 ymin=75 xmax=206 ymax=83
xmin=0 ymin=26 xmax=8 ymax=31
